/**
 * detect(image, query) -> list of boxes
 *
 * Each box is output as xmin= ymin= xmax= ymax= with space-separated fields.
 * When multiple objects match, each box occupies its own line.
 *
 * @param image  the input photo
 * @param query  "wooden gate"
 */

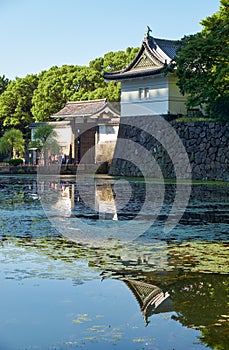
xmin=75 ymin=127 xmax=96 ymax=164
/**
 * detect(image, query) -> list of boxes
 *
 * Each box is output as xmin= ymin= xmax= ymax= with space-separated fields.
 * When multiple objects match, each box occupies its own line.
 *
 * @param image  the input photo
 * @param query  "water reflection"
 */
xmin=120 ymin=272 xmax=229 ymax=350
xmin=35 ymin=175 xmax=229 ymax=242
xmin=1 ymin=235 xmax=228 ymax=349
xmin=3 ymin=175 xmax=228 ymax=233
xmin=122 ymin=279 xmax=172 ymax=324
xmin=0 ymin=175 xmax=229 ymax=349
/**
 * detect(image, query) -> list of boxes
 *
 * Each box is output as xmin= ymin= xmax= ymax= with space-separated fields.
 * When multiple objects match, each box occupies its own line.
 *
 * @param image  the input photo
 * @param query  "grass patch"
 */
xmin=173 ymin=117 xmax=214 ymax=122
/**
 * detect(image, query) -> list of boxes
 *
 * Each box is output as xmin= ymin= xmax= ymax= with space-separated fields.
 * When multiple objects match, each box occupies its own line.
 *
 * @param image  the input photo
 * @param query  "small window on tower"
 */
xmin=139 ymin=88 xmax=144 ymax=99
xmin=145 ymin=88 xmax=149 ymax=99
xmin=139 ymin=88 xmax=149 ymax=99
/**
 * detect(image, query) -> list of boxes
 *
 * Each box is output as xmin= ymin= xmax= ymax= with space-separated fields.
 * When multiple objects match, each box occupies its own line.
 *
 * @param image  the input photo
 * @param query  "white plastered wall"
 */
xmin=121 ymin=75 xmax=169 ymax=116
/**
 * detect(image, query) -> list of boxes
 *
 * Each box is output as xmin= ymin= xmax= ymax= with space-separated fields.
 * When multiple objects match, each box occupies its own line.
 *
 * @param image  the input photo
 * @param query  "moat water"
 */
xmin=0 ymin=175 xmax=228 ymax=350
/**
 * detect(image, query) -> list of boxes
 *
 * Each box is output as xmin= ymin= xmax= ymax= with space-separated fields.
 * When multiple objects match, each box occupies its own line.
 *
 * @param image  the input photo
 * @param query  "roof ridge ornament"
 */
xmin=145 ymin=26 xmax=157 ymax=49
xmin=146 ymin=25 xmax=152 ymax=38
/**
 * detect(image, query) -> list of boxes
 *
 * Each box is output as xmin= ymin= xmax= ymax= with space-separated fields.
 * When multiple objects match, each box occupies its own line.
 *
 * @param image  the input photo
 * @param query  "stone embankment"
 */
xmin=0 ymin=165 xmax=37 ymax=174
xmin=0 ymin=164 xmax=77 ymax=175
xmin=1 ymin=119 xmax=228 ymax=181
xmin=172 ymin=121 xmax=229 ymax=180
xmin=110 ymin=117 xmax=229 ymax=181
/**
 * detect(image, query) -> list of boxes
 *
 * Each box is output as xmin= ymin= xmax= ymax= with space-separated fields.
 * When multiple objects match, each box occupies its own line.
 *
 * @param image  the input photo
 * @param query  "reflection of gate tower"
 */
xmin=124 ymin=279 xmax=172 ymax=324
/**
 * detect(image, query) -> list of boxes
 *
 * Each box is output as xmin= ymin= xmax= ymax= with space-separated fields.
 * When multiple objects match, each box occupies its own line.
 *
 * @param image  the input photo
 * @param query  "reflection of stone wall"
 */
xmin=110 ymin=118 xmax=229 ymax=181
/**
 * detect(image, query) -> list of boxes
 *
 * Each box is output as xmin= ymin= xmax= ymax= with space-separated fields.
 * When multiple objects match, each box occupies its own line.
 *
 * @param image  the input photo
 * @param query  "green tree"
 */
xmin=31 ymin=66 xmax=69 ymax=122
xmin=83 ymin=81 xmax=121 ymax=102
xmin=0 ymin=128 xmax=25 ymax=158
xmin=0 ymin=46 xmax=139 ymax=130
xmin=0 ymin=75 xmax=10 ymax=137
xmin=0 ymin=74 xmax=39 ymax=134
xmin=89 ymin=57 xmax=104 ymax=72
xmin=171 ymin=0 xmax=229 ymax=119
xmin=31 ymin=65 xmax=105 ymax=121
xmin=69 ymin=65 xmax=105 ymax=101
xmin=102 ymin=47 xmax=139 ymax=72
xmin=0 ymin=75 xmax=10 ymax=95
xmin=29 ymin=123 xmax=59 ymax=165
xmin=32 ymin=64 xmax=105 ymax=121
xmin=86 ymin=47 xmax=138 ymax=102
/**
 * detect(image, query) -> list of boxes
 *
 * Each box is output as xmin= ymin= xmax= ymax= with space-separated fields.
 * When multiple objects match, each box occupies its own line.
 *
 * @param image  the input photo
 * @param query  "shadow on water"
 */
xmin=0 ymin=175 xmax=229 ymax=349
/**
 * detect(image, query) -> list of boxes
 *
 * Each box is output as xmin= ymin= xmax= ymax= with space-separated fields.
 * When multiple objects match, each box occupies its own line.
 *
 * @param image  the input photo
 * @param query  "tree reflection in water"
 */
xmin=4 ymin=234 xmax=228 ymax=350
xmin=0 ymin=175 xmax=229 ymax=349
xmin=122 ymin=272 xmax=229 ymax=350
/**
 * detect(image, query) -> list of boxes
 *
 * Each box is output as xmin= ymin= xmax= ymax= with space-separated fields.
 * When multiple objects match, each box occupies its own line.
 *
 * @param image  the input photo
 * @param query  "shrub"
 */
xmin=96 ymin=161 xmax=110 ymax=174
xmin=17 ymin=168 xmax=25 ymax=174
xmin=8 ymin=158 xmax=24 ymax=166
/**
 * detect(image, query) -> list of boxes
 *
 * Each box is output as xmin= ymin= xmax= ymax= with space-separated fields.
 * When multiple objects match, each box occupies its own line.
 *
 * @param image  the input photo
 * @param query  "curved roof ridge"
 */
xmin=66 ymin=98 xmax=107 ymax=105
xmin=103 ymin=33 xmax=178 ymax=81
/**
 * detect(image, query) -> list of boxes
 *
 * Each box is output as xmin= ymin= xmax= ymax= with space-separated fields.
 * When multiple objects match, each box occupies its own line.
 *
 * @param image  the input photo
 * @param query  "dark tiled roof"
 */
xmin=52 ymin=98 xmax=120 ymax=119
xmin=153 ymin=38 xmax=178 ymax=59
xmin=103 ymin=35 xmax=178 ymax=81
xmin=53 ymin=98 xmax=108 ymax=117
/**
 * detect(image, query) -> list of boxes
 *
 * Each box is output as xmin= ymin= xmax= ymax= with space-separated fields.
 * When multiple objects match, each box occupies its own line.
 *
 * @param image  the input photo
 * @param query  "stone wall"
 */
xmin=171 ymin=120 xmax=229 ymax=180
xmin=109 ymin=117 xmax=229 ymax=181
xmin=0 ymin=165 xmax=37 ymax=174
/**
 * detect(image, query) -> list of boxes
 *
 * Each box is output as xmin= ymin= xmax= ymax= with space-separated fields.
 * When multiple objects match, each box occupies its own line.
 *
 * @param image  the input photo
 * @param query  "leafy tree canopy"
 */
xmin=31 ymin=123 xmax=57 ymax=147
xmin=0 ymin=46 xmax=139 ymax=130
xmin=102 ymin=47 xmax=139 ymax=72
xmin=29 ymin=123 xmax=59 ymax=165
xmin=171 ymin=0 xmax=229 ymax=119
xmin=0 ymin=74 xmax=39 ymax=134
xmin=31 ymin=48 xmax=138 ymax=122
xmin=0 ymin=75 xmax=10 ymax=95
xmin=31 ymin=63 xmax=116 ymax=122
xmin=0 ymin=128 xmax=25 ymax=158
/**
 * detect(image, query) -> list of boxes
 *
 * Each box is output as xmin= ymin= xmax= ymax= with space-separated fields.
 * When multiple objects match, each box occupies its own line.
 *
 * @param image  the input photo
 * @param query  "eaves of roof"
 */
xmin=52 ymin=98 xmax=108 ymax=118
xmin=103 ymin=35 xmax=177 ymax=81
xmin=51 ymin=99 xmax=120 ymax=119
xmin=103 ymin=66 xmax=165 ymax=81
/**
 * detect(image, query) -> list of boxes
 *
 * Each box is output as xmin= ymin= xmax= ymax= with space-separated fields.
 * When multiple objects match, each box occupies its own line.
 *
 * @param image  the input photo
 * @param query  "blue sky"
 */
xmin=0 ymin=0 xmax=220 ymax=80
